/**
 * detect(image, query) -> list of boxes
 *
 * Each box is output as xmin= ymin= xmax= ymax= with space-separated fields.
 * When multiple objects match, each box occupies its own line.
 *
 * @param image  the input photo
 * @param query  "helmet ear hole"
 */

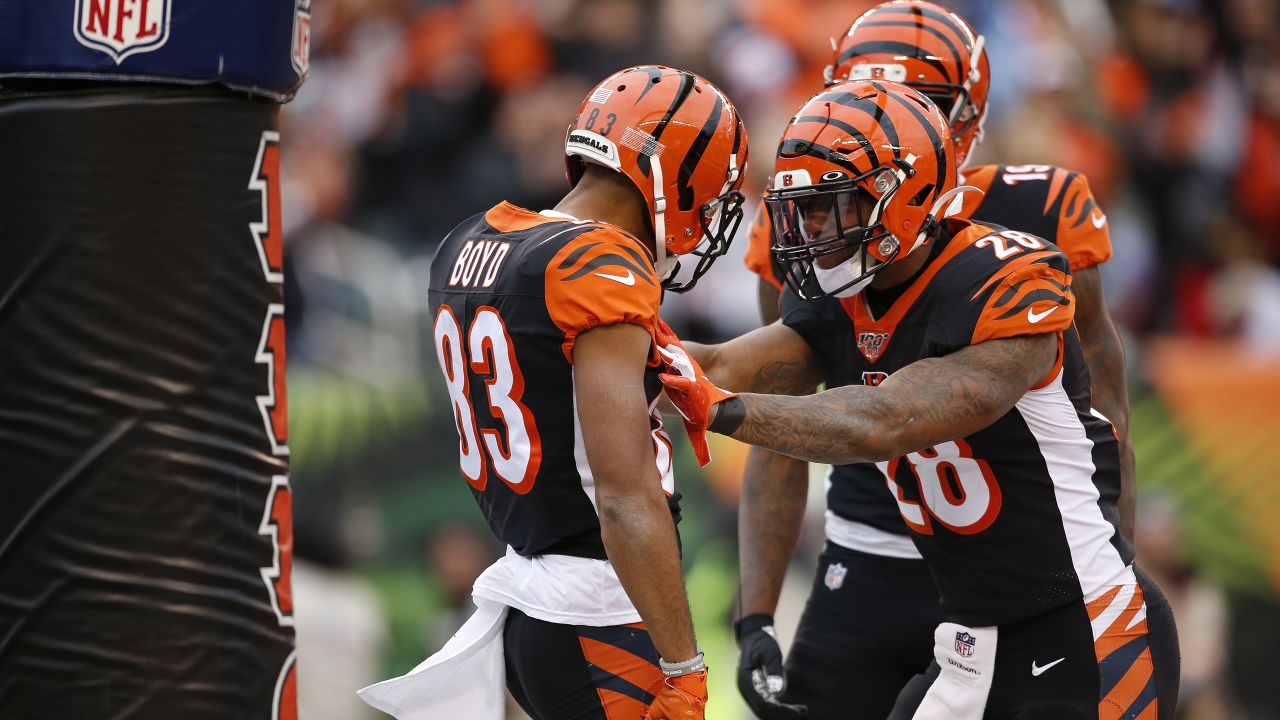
xmin=908 ymin=183 xmax=935 ymax=207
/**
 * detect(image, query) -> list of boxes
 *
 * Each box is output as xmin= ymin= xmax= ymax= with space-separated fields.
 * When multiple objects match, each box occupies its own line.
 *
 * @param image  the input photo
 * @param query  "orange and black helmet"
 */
xmin=565 ymin=66 xmax=749 ymax=292
xmin=766 ymin=80 xmax=970 ymax=300
xmin=824 ymin=1 xmax=990 ymax=168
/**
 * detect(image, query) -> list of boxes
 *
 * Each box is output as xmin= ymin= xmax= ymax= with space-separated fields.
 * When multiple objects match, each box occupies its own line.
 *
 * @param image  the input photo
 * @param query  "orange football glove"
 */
xmin=644 ymin=670 xmax=709 ymax=720
xmin=653 ymin=320 xmax=733 ymax=467
xmin=652 ymin=319 xmax=693 ymax=371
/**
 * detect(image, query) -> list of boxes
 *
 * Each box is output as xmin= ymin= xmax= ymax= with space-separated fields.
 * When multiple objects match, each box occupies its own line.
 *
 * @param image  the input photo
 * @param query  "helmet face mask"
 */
xmin=765 ymin=80 xmax=959 ymax=302
xmin=767 ymin=172 xmax=901 ymax=300
xmin=662 ymin=186 xmax=746 ymax=293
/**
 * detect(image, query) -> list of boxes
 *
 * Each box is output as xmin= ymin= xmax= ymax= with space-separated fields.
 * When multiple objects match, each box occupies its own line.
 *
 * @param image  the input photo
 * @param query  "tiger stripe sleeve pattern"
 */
xmin=970 ymin=251 xmax=1076 ymax=346
xmin=1055 ymin=172 xmax=1113 ymax=272
xmin=544 ymin=228 xmax=662 ymax=363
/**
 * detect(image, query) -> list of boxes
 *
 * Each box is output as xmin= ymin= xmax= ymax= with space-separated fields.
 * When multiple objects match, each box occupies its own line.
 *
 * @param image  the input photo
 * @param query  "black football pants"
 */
xmin=780 ymin=542 xmax=944 ymax=719
xmin=504 ymin=608 xmax=665 ymax=720
xmin=889 ymin=567 xmax=1180 ymax=719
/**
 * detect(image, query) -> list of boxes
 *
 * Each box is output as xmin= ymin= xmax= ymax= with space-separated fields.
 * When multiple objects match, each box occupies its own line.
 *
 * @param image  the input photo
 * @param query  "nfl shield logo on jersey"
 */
xmin=74 ymin=0 xmax=172 ymax=64
xmin=824 ymin=562 xmax=847 ymax=590
xmin=955 ymin=631 xmax=977 ymax=658
xmin=857 ymin=332 xmax=889 ymax=362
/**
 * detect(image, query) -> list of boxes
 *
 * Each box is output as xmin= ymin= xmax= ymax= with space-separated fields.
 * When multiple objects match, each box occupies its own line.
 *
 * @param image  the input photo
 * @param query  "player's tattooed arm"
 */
xmin=726 ymin=333 xmax=1058 ymax=465
xmin=684 ymin=322 xmax=823 ymax=394
xmin=1072 ymin=266 xmax=1135 ymax=541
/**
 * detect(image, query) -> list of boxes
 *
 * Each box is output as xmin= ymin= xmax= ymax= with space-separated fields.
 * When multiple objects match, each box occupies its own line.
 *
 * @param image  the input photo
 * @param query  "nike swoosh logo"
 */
xmin=595 ymin=270 xmax=636 ymax=286
xmin=1031 ymin=658 xmax=1065 ymax=676
xmin=1091 ymin=211 xmax=1107 ymax=229
xmin=1027 ymin=305 xmax=1059 ymax=324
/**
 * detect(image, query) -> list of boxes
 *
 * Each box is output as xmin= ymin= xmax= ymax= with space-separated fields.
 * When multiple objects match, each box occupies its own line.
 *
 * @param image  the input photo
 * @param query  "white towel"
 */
xmin=912 ymin=622 xmax=998 ymax=720
xmin=357 ymin=600 xmax=509 ymax=720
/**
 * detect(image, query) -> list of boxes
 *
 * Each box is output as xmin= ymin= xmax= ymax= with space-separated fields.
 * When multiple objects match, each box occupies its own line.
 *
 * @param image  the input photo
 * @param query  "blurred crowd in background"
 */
xmin=276 ymin=1 xmax=1280 ymax=718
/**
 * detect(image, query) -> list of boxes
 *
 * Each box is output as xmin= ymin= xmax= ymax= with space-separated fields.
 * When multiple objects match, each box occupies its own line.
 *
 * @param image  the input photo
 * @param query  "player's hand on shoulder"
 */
xmin=644 ymin=668 xmax=709 ymax=720
xmin=734 ymin=614 xmax=808 ymax=719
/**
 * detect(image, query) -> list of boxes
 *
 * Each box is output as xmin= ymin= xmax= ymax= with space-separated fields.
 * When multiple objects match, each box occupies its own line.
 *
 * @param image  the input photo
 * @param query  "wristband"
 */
xmin=659 ymin=650 xmax=706 ymax=677
xmin=708 ymin=395 xmax=745 ymax=435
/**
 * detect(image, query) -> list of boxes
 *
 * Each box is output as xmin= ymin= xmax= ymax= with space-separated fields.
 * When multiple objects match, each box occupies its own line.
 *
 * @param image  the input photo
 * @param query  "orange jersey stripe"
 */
xmin=1029 ymin=333 xmax=1066 ymax=391
xmin=839 ymin=221 xmax=984 ymax=345
xmin=485 ymin=201 xmax=561 ymax=232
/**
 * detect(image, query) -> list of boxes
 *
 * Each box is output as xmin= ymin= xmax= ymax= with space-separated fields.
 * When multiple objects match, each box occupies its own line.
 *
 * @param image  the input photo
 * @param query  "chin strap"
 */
xmin=650 ymin=159 xmax=678 ymax=280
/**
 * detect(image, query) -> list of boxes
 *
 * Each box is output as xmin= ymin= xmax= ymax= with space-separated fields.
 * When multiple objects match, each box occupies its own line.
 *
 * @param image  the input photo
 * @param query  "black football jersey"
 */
xmin=781 ymin=219 xmax=1130 ymax=626
xmin=428 ymin=202 xmax=678 ymax=559
xmin=748 ymin=164 xmax=1115 ymax=537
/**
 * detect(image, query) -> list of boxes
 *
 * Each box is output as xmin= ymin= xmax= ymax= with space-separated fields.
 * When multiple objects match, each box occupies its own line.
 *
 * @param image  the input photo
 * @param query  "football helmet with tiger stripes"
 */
xmin=824 ymin=0 xmax=990 ymax=168
xmin=564 ymin=66 xmax=749 ymax=292
xmin=766 ymin=80 xmax=973 ymax=300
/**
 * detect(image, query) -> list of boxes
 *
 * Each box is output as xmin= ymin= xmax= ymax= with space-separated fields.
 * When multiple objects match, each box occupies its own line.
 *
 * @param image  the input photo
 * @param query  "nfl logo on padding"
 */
xmin=292 ymin=0 xmax=313 ymax=77
xmin=74 ymin=0 xmax=172 ymax=64
xmin=955 ymin=631 xmax=977 ymax=658
xmin=824 ymin=562 xmax=847 ymax=590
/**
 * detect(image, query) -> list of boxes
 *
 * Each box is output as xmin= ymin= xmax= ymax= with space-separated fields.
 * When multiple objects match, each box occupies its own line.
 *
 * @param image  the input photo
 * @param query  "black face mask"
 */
xmin=765 ymin=171 xmax=900 ymax=301
xmin=661 ymin=188 xmax=746 ymax=293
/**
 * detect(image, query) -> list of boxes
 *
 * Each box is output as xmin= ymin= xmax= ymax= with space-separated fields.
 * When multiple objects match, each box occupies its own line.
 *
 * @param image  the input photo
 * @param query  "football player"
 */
xmin=660 ymin=80 xmax=1178 ymax=718
xmin=426 ymin=66 xmax=747 ymax=720
xmin=731 ymin=3 xmax=1136 ymax=717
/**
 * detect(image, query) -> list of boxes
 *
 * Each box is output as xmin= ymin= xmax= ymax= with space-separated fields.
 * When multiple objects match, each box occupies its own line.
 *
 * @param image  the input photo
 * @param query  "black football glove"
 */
xmin=734 ymin=614 xmax=808 ymax=719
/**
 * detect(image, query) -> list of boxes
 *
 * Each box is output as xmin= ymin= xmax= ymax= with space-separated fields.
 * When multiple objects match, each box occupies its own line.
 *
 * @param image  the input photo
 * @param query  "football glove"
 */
xmin=653 ymin=319 xmax=731 ymax=467
xmin=735 ymin=614 xmax=807 ymax=719
xmin=644 ymin=669 xmax=708 ymax=720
